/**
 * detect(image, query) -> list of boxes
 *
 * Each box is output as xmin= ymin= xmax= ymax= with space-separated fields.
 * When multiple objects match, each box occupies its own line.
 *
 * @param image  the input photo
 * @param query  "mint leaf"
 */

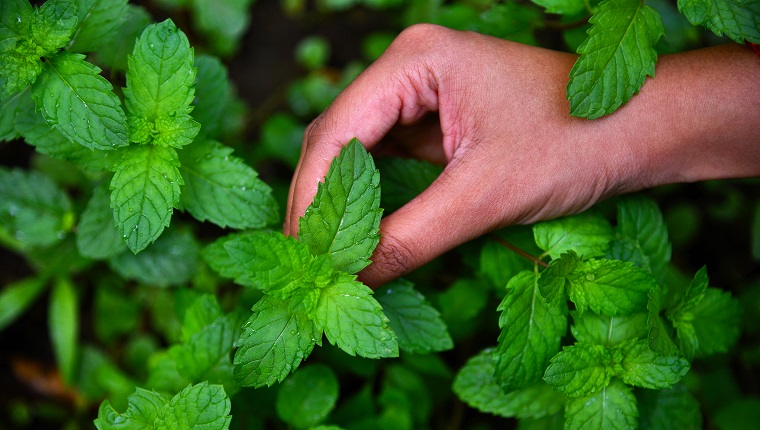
xmin=678 ymin=0 xmax=760 ymax=43
xmin=564 ymin=379 xmax=638 ymax=430
xmin=31 ymin=52 xmax=129 ymax=150
xmin=453 ymin=348 xmax=565 ymax=419
xmin=313 ymin=273 xmax=398 ymax=358
xmin=0 ymin=0 xmax=33 ymax=51
xmin=531 ymin=0 xmax=586 ymax=15
xmin=619 ymin=339 xmax=689 ymax=389
xmin=538 ymin=251 xmax=581 ymax=308
xmin=567 ymin=259 xmax=656 ymax=316
xmin=188 ymin=0 xmax=254 ymax=56
xmin=77 ymin=183 xmax=128 ymax=259
xmin=494 ymin=271 xmax=567 ymax=391
xmin=30 ymin=0 xmax=78 ymax=55
xmin=533 ymin=213 xmax=614 ymax=259
xmin=49 ymin=277 xmax=78 ymax=384
xmin=125 ymin=19 xmax=199 ymax=148
xmin=0 ymin=277 xmax=47 ymax=331
xmin=647 ymin=286 xmax=680 ymax=356
xmin=110 ymin=145 xmax=183 ymax=253
xmin=638 ymin=383 xmax=702 ymax=430
xmin=571 ymin=310 xmax=649 ymax=347
xmin=376 ymin=157 xmax=442 ymax=213
xmin=192 ymin=55 xmax=231 ymax=139
xmin=201 ymin=233 xmax=256 ymax=288
xmin=68 ymin=0 xmax=128 ymax=53
xmin=672 ymin=287 xmax=741 ymax=358
xmin=224 ymin=231 xmax=313 ymax=291
xmin=276 ymin=364 xmax=339 ymax=429
xmin=0 ymin=90 xmax=24 ymax=141
xmin=233 ymin=296 xmax=319 ymax=388
xmin=544 ymin=343 xmax=614 ymax=397
xmin=567 ymin=0 xmax=664 ymax=119
xmin=375 ymin=279 xmax=453 ymax=354
xmin=94 ymin=387 xmax=170 ymax=430
xmin=16 ymin=95 xmax=123 ymax=172
xmin=179 ymin=140 xmax=278 ymax=229
xmin=154 ymin=382 xmax=231 ymax=430
xmin=108 ymin=228 xmax=200 ymax=286
xmin=181 ymin=294 xmax=223 ymax=341
xmin=299 ymin=138 xmax=382 ymax=274
xmin=92 ymin=4 xmax=150 ymax=72
xmin=479 ymin=232 xmax=534 ymax=289
xmin=0 ymin=167 xmax=73 ymax=247
xmin=170 ymin=312 xmax=245 ymax=394
xmin=613 ymin=196 xmax=671 ymax=279
xmin=0 ymin=41 xmax=42 ymax=102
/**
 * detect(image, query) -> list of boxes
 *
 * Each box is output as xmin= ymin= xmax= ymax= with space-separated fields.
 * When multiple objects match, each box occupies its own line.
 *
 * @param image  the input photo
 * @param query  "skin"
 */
xmin=284 ymin=24 xmax=760 ymax=287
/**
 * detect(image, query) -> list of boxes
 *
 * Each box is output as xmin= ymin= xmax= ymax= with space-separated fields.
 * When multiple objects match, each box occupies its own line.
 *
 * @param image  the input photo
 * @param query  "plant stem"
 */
xmin=489 ymin=234 xmax=549 ymax=268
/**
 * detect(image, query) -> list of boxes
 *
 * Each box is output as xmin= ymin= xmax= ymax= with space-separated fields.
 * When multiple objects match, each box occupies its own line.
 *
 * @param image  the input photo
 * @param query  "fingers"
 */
xmin=284 ymin=24 xmax=450 ymax=237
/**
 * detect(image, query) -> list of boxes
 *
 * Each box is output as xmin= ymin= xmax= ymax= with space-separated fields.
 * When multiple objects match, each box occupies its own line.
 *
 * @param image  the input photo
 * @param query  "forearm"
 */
xmin=604 ymin=44 xmax=760 ymax=190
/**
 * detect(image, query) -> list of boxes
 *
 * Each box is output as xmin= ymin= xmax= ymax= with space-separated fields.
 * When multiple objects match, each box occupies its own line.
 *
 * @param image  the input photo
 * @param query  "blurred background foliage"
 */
xmin=1 ymin=0 xmax=759 ymax=429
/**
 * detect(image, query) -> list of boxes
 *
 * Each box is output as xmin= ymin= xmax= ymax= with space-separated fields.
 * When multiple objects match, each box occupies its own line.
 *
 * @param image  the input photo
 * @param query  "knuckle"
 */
xmin=373 ymin=232 xmax=416 ymax=277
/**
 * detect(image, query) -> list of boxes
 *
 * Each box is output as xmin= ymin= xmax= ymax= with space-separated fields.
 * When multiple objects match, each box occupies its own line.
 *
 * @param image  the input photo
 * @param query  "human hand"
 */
xmin=284 ymin=24 xmax=760 ymax=287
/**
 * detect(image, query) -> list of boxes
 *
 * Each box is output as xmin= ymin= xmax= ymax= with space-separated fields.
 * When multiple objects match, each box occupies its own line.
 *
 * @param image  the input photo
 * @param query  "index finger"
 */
xmin=284 ymin=25 xmax=444 ymax=236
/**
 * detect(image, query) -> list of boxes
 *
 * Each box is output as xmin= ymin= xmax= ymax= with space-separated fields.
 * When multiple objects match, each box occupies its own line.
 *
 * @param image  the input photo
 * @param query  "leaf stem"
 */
xmin=489 ymin=234 xmax=548 ymax=268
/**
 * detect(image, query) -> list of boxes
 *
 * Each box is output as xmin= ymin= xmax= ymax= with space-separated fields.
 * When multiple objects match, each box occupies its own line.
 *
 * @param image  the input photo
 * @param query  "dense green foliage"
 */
xmin=1 ymin=0 xmax=759 ymax=429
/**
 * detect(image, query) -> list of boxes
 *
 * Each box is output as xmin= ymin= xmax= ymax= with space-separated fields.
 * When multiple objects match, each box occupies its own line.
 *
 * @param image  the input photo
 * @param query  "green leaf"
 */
xmin=171 ymin=312 xmax=245 ymax=393
xmin=571 ymin=310 xmax=649 ymax=347
xmin=179 ymin=140 xmax=278 ymax=228
xmin=0 ymin=277 xmax=47 ymax=331
xmin=544 ymin=343 xmax=615 ymax=397
xmin=376 ymin=157 xmax=442 ymax=213
xmin=453 ymin=348 xmax=565 ymax=419
xmin=614 ymin=196 xmax=671 ymax=278
xmin=479 ymin=234 xmax=534 ymax=289
xmin=0 ymin=167 xmax=73 ymax=247
xmin=375 ymin=279 xmax=453 ymax=354
xmin=77 ymin=183 xmax=128 ymax=259
xmin=69 ymin=0 xmax=128 ymax=53
xmin=567 ymin=259 xmax=656 ymax=316
xmin=619 ymin=339 xmax=689 ymax=389
xmin=109 ymin=228 xmax=200 ymax=286
xmin=564 ymin=379 xmax=638 ymax=430
xmin=638 ymin=383 xmax=702 ymax=430
xmin=678 ymin=0 xmax=760 ymax=43
xmin=647 ymin=287 xmax=680 ymax=356
xmin=49 ymin=277 xmax=78 ymax=384
xmin=192 ymin=55 xmax=231 ymax=139
xmin=495 ymin=271 xmax=567 ymax=391
xmin=313 ymin=273 xmax=398 ymax=358
xmin=672 ymin=287 xmax=741 ymax=358
xmin=16 ymin=95 xmax=123 ymax=172
xmin=538 ymin=251 xmax=581 ymax=308
xmin=93 ymin=4 xmax=150 ymax=72
xmin=0 ymin=0 xmax=33 ymax=50
xmin=201 ymin=233 xmax=256 ymax=288
xmin=30 ymin=0 xmax=78 ymax=55
xmin=0 ymin=41 xmax=42 ymax=102
xmin=110 ymin=145 xmax=183 ymax=253
xmin=531 ymin=0 xmax=586 ymax=15
xmin=95 ymin=387 xmax=170 ymax=430
xmin=124 ymin=19 xmax=199 ymax=148
xmin=181 ymin=294 xmax=223 ymax=341
xmin=299 ymin=138 xmax=382 ymax=274
xmin=533 ymin=213 xmax=614 ymax=259
xmin=154 ymin=382 xmax=231 ymax=430
xmin=188 ymin=0 xmax=254 ymax=56
xmin=276 ymin=364 xmax=339 ymax=429
xmin=224 ymin=231 xmax=313 ymax=291
xmin=31 ymin=52 xmax=129 ymax=150
xmin=567 ymin=0 xmax=664 ymax=119
xmin=233 ymin=296 xmax=319 ymax=388
xmin=0 ymin=90 xmax=24 ymax=141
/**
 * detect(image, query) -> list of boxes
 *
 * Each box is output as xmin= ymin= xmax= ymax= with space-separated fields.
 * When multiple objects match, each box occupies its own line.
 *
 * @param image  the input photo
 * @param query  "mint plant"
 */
xmin=1 ymin=0 xmax=757 ymax=429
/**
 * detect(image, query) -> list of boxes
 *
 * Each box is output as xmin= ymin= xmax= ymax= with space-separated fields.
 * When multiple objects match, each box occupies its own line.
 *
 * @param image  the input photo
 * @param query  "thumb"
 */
xmin=358 ymin=159 xmax=504 ymax=287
